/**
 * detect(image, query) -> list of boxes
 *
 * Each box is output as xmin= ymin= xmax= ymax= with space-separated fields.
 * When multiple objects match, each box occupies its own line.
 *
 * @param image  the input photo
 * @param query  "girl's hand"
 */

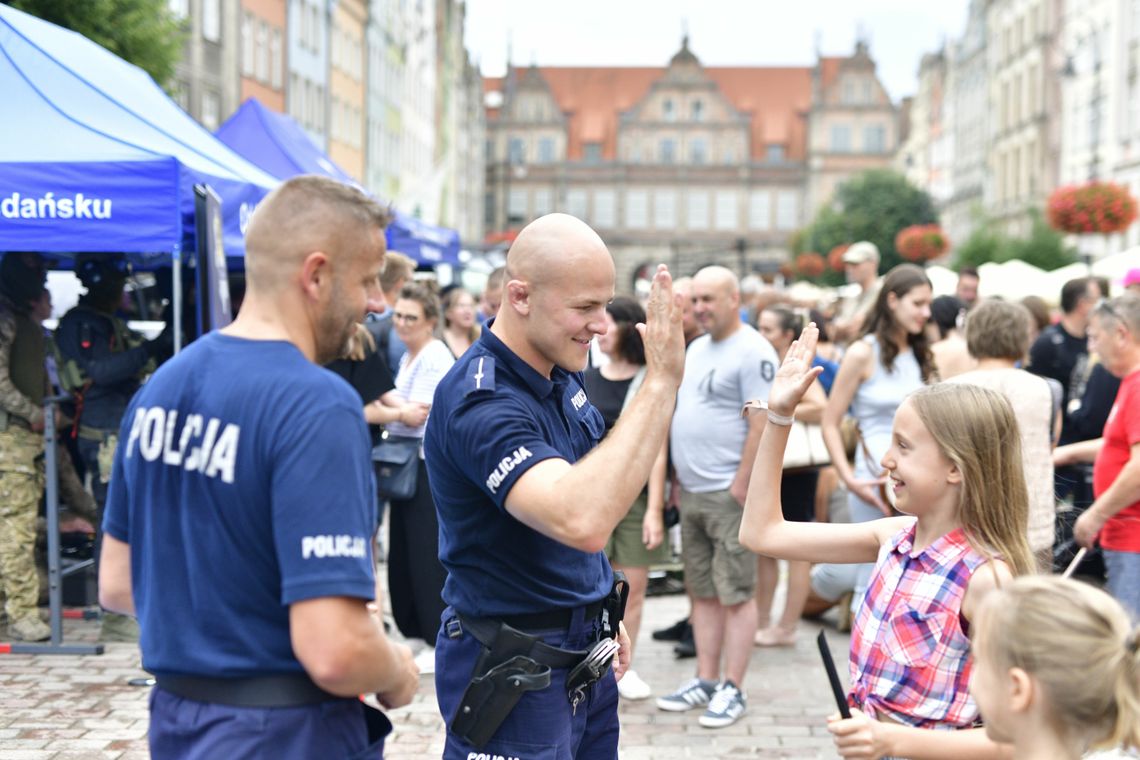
xmin=849 ymin=477 xmax=890 ymax=516
xmin=766 ymin=324 xmax=823 ymax=417
xmin=828 ymin=710 xmax=893 ymax=760
xmin=642 ymin=509 xmax=664 ymax=550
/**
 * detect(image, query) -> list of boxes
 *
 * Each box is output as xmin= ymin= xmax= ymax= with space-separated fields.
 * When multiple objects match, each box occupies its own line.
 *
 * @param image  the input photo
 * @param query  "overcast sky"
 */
xmin=464 ymin=0 xmax=971 ymax=102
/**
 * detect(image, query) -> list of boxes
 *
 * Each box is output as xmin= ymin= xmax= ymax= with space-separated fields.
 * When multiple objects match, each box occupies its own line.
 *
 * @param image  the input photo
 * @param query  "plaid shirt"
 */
xmin=848 ymin=522 xmax=987 ymax=728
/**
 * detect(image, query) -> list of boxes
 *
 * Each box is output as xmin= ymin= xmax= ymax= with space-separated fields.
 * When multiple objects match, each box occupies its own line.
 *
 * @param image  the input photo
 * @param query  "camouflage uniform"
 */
xmin=0 ymin=294 xmax=47 ymax=630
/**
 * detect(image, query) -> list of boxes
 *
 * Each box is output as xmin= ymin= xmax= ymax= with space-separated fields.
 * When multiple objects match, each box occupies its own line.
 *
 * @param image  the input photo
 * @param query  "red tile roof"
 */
xmin=485 ymin=58 xmax=846 ymax=162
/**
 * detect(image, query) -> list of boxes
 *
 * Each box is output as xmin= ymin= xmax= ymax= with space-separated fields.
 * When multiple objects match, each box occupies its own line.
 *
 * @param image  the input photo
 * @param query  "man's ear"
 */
xmin=299 ymin=251 xmax=330 ymax=302
xmin=505 ymin=278 xmax=531 ymax=316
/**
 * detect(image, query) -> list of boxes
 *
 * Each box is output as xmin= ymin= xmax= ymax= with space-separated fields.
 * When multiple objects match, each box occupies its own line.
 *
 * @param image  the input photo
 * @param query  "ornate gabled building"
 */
xmin=483 ymin=37 xmax=898 ymax=291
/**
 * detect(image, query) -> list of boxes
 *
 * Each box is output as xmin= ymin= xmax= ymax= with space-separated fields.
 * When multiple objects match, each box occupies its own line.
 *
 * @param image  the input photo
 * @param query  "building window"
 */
xmin=714 ymin=191 xmax=737 ymax=230
xmin=310 ymin=4 xmax=321 ymax=52
xmin=173 ymin=79 xmax=190 ymax=111
xmin=687 ymin=191 xmax=709 ymax=230
xmin=863 ymin=125 xmax=886 ymax=154
xmin=842 ymin=80 xmax=856 ymax=104
xmin=776 ymin=190 xmax=798 ymax=230
xmin=663 ymin=99 xmax=675 ymax=122
xmin=654 ymin=190 xmax=676 ymax=228
xmin=594 ymin=190 xmax=616 ymax=228
xmin=202 ymin=0 xmax=220 ymax=42
xmin=691 ymin=100 xmax=704 ymax=122
xmin=830 ymin=125 xmax=851 ymax=153
xmin=255 ymin=21 xmax=269 ymax=82
xmin=508 ymin=138 xmax=525 ymax=164
xmin=537 ymin=137 xmax=555 ymax=163
xmin=201 ymin=90 xmax=220 ymax=130
xmin=241 ymin=14 xmax=254 ymax=75
xmin=271 ymin=28 xmax=283 ymax=89
xmin=534 ymin=189 xmax=553 ymax=217
xmin=862 ymin=81 xmax=873 ymax=102
xmin=485 ymin=139 xmax=494 ymax=160
xmin=660 ymin=138 xmax=676 ymax=164
xmin=567 ymin=189 xmax=588 ymax=218
xmin=508 ymin=189 xmax=527 ymax=224
xmin=749 ymin=190 xmax=771 ymax=230
xmin=689 ymin=138 xmax=707 ymax=165
xmin=583 ymin=142 xmax=603 ymax=164
xmin=626 ymin=190 xmax=648 ymax=229
xmin=766 ymin=144 xmax=785 ymax=163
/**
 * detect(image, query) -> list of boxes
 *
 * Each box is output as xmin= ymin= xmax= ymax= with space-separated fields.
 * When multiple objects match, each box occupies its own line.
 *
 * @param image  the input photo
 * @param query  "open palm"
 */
xmin=767 ymin=324 xmax=823 ymax=417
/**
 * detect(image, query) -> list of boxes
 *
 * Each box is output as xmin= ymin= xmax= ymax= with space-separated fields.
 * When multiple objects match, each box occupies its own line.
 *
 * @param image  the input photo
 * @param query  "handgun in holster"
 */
xmin=449 ymin=624 xmax=552 ymax=748
xmin=600 ymin=571 xmax=630 ymax=639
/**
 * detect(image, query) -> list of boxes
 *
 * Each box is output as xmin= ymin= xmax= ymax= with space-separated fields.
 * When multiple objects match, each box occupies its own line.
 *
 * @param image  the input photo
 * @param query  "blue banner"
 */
xmin=0 ymin=159 xmax=181 ymax=252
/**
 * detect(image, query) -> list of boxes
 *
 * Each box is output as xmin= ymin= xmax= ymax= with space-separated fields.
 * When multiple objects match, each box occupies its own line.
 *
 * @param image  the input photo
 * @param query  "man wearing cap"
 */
xmin=832 ymin=241 xmax=882 ymax=345
xmin=55 ymin=253 xmax=172 ymax=641
xmin=0 ymin=252 xmax=52 ymax=641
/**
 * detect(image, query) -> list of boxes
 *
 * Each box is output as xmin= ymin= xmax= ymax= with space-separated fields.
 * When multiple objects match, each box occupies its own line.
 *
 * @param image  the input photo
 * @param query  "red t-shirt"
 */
xmin=1094 ymin=369 xmax=1140 ymax=552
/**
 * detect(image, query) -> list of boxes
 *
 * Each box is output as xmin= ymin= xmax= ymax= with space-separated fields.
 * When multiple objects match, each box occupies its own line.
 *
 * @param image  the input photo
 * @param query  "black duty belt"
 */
xmin=498 ymin=597 xmax=606 ymax=632
xmin=456 ymin=614 xmax=590 ymax=670
xmin=155 ymin=673 xmax=346 ymax=708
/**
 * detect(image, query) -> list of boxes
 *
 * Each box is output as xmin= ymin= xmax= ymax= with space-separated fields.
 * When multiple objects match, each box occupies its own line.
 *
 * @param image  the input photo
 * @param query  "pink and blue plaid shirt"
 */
xmin=848 ymin=521 xmax=987 ymax=728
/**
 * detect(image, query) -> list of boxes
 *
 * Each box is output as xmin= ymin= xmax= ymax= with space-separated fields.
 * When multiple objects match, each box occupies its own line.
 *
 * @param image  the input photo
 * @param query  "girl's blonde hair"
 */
xmin=906 ymin=383 xmax=1034 ymax=576
xmin=975 ymin=576 xmax=1140 ymax=752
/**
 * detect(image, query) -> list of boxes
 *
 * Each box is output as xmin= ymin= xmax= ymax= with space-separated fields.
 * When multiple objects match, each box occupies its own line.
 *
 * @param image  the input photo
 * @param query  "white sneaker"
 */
xmin=699 ymin=680 xmax=747 ymax=728
xmin=616 ymin=669 xmax=651 ymax=700
xmin=414 ymin=646 xmax=436 ymax=675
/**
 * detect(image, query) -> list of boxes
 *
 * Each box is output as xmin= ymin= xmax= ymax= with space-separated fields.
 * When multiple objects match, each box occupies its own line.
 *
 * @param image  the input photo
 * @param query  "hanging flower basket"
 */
xmin=1046 ymin=182 xmax=1138 ymax=234
xmin=828 ymin=244 xmax=850 ymax=272
xmin=895 ymin=224 xmax=948 ymax=263
xmin=794 ymin=252 xmax=826 ymax=278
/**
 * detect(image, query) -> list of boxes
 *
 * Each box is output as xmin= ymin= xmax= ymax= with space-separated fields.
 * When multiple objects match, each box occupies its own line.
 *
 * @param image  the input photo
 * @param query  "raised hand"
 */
xmin=636 ymin=264 xmax=685 ymax=387
xmin=766 ymin=323 xmax=823 ymax=418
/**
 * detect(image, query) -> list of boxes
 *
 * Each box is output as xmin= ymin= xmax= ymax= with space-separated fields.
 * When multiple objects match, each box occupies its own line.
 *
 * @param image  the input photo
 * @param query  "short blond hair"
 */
xmin=380 ymin=252 xmax=416 ymax=294
xmin=976 ymin=576 xmax=1140 ymax=752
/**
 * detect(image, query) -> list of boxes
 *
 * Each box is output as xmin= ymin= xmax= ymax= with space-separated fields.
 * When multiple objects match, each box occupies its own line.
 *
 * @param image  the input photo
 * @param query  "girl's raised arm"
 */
xmin=739 ymin=324 xmax=903 ymax=564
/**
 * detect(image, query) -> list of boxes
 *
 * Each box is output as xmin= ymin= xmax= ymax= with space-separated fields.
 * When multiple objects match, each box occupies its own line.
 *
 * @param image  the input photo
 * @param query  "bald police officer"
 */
xmin=425 ymin=213 xmax=686 ymax=758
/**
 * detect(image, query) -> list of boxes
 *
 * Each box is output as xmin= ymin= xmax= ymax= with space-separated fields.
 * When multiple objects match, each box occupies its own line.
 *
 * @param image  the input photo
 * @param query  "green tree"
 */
xmin=952 ymin=209 xmax=1077 ymax=272
xmin=9 ymin=0 xmax=184 ymax=88
xmin=800 ymin=169 xmax=939 ymax=279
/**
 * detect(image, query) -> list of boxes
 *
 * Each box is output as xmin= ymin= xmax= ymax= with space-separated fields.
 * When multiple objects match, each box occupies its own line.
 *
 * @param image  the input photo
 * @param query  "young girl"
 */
xmin=740 ymin=324 xmax=1035 ymax=758
xmin=970 ymin=576 xmax=1140 ymax=760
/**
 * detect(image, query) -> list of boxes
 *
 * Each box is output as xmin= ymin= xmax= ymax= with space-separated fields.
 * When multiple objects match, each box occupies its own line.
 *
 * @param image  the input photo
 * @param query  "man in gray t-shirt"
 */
xmin=657 ymin=266 xmax=778 ymax=728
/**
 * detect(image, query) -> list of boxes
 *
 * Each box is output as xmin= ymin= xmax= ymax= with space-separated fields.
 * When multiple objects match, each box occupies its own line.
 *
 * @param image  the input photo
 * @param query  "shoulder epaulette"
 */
xmin=464 ymin=354 xmax=496 ymax=396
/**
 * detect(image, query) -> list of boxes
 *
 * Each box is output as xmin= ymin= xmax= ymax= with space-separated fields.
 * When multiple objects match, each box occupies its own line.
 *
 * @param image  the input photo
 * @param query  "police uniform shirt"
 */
xmin=423 ymin=324 xmax=613 ymax=619
xmin=103 ymin=333 xmax=377 ymax=678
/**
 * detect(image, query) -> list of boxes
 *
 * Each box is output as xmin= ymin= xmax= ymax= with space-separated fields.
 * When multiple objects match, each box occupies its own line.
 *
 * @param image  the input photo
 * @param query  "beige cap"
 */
xmin=842 ymin=241 xmax=880 ymax=265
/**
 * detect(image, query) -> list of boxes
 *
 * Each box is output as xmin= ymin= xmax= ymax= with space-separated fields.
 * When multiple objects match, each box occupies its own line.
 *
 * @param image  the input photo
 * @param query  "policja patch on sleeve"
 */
xmin=463 ymin=355 xmax=495 ymax=396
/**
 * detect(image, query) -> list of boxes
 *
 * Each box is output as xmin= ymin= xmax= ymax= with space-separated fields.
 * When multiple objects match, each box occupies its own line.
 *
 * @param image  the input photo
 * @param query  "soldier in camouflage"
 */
xmin=0 ymin=252 xmax=52 ymax=642
xmin=55 ymin=254 xmax=171 ymax=641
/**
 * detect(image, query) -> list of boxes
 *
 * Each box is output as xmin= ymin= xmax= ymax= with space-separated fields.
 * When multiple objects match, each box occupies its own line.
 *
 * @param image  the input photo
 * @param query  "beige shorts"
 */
xmin=680 ymin=489 xmax=756 ymax=606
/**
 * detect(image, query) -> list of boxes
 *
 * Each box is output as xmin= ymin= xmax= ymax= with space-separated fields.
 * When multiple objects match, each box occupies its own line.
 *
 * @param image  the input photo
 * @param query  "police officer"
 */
xmin=0 ymin=252 xmax=52 ymax=641
xmin=424 ymin=213 xmax=686 ymax=757
xmin=98 ymin=176 xmax=418 ymax=758
xmin=55 ymin=253 xmax=171 ymax=640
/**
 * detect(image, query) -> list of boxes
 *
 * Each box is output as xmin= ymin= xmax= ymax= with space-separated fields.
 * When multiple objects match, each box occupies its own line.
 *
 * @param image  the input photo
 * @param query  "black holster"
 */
xmin=450 ymin=624 xmax=553 ymax=748
xmin=601 ymin=571 xmax=629 ymax=640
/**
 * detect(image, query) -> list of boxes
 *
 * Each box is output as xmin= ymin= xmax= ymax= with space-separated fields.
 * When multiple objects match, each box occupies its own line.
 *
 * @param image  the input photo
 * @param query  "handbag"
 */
xmin=782 ymin=421 xmax=831 ymax=470
xmin=371 ymin=435 xmax=421 ymax=501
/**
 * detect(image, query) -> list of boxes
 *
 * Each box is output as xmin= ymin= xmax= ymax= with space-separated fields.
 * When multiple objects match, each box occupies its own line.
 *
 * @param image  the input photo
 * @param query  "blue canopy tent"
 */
xmin=0 ymin=3 xmax=278 ymax=261
xmin=215 ymin=98 xmax=461 ymax=267
xmin=217 ymin=98 xmax=358 ymax=185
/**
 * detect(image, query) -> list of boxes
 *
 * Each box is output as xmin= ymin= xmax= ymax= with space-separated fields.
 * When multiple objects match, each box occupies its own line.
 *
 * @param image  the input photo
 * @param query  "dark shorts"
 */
xmin=435 ymin=605 xmax=620 ymax=759
xmin=148 ymin=686 xmax=388 ymax=760
xmin=781 ymin=470 xmax=819 ymax=523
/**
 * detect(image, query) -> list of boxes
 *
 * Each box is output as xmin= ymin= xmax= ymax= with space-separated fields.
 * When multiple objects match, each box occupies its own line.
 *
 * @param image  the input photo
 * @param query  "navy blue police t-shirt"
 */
xmin=423 ymin=325 xmax=613 ymax=619
xmin=103 ymin=332 xmax=377 ymax=678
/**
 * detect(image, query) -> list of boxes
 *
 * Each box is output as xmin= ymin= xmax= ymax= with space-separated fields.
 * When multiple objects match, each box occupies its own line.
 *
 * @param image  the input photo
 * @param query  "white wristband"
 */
xmin=766 ymin=408 xmax=795 ymax=426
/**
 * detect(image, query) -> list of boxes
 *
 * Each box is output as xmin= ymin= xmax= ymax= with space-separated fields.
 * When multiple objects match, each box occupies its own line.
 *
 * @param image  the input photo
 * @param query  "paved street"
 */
xmin=0 ymin=579 xmax=852 ymax=759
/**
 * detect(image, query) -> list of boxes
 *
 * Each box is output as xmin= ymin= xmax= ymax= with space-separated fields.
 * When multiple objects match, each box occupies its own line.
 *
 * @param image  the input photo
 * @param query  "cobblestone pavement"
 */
xmin=1 ymin=588 xmax=1133 ymax=759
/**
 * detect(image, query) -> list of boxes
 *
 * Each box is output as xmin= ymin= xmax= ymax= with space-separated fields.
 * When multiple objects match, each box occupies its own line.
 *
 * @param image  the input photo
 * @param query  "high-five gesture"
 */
xmin=637 ymin=264 xmax=686 ymax=387
xmin=766 ymin=323 xmax=824 ymax=419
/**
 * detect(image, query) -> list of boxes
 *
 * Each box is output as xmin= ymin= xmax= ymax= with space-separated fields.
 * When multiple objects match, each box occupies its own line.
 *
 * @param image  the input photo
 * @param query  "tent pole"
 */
xmin=172 ymin=248 xmax=183 ymax=353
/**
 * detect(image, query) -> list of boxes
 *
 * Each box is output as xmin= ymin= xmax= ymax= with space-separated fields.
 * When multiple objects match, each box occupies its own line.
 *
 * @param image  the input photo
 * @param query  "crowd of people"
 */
xmin=2 ymin=181 xmax=1140 ymax=758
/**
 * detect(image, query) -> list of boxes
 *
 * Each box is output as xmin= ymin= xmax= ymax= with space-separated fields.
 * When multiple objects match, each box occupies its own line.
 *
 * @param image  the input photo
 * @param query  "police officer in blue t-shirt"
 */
xmin=99 ymin=176 xmax=419 ymax=759
xmin=424 ymin=213 xmax=686 ymax=757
